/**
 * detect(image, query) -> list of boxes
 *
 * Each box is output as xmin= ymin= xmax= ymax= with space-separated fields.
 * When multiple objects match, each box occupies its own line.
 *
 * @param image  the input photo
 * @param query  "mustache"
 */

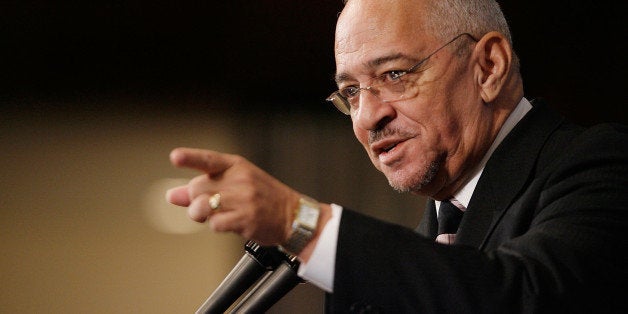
xmin=368 ymin=127 xmax=415 ymax=145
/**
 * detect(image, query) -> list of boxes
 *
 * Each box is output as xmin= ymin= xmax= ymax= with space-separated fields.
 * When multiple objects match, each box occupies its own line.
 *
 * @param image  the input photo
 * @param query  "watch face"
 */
xmin=282 ymin=196 xmax=321 ymax=255
xmin=297 ymin=199 xmax=320 ymax=229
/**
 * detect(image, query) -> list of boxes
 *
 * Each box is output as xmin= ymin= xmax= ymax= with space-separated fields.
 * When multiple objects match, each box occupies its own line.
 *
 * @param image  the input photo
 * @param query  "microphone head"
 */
xmin=244 ymin=240 xmax=286 ymax=270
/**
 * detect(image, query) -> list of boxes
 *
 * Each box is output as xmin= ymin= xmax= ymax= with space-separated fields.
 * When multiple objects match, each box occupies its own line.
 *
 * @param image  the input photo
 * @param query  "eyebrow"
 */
xmin=333 ymin=53 xmax=415 ymax=84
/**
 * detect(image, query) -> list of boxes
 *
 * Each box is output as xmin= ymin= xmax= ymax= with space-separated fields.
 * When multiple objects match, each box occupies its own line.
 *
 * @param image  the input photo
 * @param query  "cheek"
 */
xmin=353 ymin=125 xmax=382 ymax=166
xmin=353 ymin=123 xmax=368 ymax=146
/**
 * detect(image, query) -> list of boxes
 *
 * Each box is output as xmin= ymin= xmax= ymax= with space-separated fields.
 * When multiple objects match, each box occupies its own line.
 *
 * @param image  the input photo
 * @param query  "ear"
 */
xmin=473 ymin=31 xmax=513 ymax=103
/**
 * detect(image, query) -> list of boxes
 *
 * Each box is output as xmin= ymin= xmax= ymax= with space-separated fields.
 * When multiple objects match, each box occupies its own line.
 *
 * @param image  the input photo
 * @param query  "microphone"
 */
xmin=195 ymin=240 xmax=285 ymax=314
xmin=229 ymin=253 xmax=304 ymax=313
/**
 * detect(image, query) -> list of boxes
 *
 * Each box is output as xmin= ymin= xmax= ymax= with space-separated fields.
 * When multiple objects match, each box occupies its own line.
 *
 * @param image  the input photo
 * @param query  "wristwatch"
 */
xmin=280 ymin=195 xmax=321 ymax=255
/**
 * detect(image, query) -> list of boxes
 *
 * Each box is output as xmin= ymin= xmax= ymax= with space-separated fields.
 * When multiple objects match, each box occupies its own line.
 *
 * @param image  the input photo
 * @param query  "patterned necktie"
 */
xmin=436 ymin=199 xmax=464 ymax=245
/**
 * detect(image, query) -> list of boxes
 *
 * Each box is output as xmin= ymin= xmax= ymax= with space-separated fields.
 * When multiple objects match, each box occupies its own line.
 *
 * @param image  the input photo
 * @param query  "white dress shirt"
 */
xmin=298 ymin=98 xmax=533 ymax=293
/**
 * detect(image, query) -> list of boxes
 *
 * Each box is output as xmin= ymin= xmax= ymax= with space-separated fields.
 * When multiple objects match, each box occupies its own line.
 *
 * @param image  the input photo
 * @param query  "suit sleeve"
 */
xmin=328 ymin=124 xmax=628 ymax=313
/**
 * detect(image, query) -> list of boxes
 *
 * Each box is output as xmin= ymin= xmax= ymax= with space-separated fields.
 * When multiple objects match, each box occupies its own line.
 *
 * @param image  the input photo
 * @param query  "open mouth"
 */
xmin=370 ymin=131 xmax=417 ymax=163
xmin=373 ymin=139 xmax=403 ymax=156
xmin=382 ymin=143 xmax=397 ymax=153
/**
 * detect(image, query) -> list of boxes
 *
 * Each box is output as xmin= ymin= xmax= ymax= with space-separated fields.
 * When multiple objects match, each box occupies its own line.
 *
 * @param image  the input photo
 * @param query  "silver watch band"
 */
xmin=280 ymin=195 xmax=320 ymax=255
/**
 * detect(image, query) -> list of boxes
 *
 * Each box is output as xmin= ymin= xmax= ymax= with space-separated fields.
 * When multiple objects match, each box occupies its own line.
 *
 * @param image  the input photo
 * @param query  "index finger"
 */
xmin=170 ymin=147 xmax=238 ymax=176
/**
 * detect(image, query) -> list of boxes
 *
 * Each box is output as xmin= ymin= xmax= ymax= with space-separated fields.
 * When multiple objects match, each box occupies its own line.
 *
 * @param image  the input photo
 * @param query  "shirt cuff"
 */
xmin=297 ymin=203 xmax=342 ymax=293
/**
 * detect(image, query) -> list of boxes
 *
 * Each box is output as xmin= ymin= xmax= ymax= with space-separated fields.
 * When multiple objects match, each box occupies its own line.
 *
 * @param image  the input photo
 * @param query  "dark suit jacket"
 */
xmin=327 ymin=100 xmax=628 ymax=313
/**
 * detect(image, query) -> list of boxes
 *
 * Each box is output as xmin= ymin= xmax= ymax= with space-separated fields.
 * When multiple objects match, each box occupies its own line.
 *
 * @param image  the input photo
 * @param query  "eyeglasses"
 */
xmin=326 ymin=33 xmax=477 ymax=115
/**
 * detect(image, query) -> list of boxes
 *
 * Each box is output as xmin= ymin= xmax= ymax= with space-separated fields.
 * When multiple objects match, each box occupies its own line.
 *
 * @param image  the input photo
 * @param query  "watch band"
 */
xmin=280 ymin=195 xmax=320 ymax=255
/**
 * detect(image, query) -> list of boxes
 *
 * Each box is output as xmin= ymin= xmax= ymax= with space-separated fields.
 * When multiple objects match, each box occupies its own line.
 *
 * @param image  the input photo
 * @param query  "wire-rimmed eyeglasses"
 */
xmin=326 ymin=33 xmax=477 ymax=115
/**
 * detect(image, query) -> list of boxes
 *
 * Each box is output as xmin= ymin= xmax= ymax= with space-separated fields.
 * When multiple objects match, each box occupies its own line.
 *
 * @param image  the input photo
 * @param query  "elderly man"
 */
xmin=167 ymin=0 xmax=627 ymax=312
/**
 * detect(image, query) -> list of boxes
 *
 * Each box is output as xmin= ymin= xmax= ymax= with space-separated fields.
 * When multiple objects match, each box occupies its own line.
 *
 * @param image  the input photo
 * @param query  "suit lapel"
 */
xmin=455 ymin=100 xmax=565 ymax=248
xmin=416 ymin=200 xmax=438 ymax=239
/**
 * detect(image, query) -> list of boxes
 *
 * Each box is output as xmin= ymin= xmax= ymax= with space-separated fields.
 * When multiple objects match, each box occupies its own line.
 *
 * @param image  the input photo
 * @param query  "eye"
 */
xmin=383 ymin=70 xmax=407 ymax=82
xmin=340 ymin=85 xmax=361 ymax=98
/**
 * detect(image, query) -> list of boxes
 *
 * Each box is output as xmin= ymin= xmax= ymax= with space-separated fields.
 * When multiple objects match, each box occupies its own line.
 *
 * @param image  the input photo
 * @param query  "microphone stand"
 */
xmin=195 ymin=240 xmax=285 ymax=314
xmin=229 ymin=253 xmax=304 ymax=313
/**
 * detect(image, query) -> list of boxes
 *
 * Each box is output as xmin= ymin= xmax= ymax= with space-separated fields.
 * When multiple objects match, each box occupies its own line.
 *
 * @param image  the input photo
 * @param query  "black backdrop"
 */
xmin=2 ymin=0 xmax=625 ymax=125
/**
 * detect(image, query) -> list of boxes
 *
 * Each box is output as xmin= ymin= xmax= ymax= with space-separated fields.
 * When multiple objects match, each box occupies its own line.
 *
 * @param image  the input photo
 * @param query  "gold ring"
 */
xmin=209 ymin=193 xmax=221 ymax=211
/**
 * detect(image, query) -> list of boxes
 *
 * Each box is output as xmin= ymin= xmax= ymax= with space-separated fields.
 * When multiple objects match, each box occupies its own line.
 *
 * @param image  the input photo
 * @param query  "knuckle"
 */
xmin=188 ymin=207 xmax=207 ymax=223
xmin=208 ymin=219 xmax=225 ymax=232
xmin=187 ymin=176 xmax=209 ymax=198
xmin=231 ymin=154 xmax=246 ymax=165
xmin=189 ymin=174 xmax=207 ymax=185
xmin=240 ymin=189 xmax=258 ymax=204
xmin=241 ymin=228 xmax=254 ymax=240
xmin=232 ymin=167 xmax=255 ymax=184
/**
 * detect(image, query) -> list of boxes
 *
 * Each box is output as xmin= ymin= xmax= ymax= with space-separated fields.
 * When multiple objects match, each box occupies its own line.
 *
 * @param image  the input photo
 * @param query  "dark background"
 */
xmin=1 ymin=3 xmax=623 ymax=312
xmin=2 ymin=0 xmax=625 ymax=125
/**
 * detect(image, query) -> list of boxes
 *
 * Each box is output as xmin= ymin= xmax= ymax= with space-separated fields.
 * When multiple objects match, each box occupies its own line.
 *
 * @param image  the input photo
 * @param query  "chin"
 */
xmin=385 ymin=160 xmax=441 ymax=194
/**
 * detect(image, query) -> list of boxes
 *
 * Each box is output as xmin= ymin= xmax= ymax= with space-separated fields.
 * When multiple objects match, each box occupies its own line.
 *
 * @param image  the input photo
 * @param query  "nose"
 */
xmin=352 ymin=89 xmax=396 ymax=131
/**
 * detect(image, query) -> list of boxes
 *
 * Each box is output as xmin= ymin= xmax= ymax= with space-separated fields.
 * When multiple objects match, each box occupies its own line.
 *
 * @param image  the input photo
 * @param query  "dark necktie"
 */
xmin=436 ymin=200 xmax=464 ymax=244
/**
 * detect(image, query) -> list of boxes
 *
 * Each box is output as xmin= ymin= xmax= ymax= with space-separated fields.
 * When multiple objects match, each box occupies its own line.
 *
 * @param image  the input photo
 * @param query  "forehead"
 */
xmin=334 ymin=0 xmax=432 ymax=75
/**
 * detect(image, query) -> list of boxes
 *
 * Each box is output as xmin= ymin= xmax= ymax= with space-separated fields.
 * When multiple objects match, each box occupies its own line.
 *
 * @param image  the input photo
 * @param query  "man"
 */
xmin=166 ymin=0 xmax=628 ymax=312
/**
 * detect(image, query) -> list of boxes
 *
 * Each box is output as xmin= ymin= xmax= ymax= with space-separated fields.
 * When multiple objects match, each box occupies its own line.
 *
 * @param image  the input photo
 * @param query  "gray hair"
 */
xmin=426 ymin=0 xmax=519 ymax=70
xmin=342 ymin=0 xmax=519 ymax=68
xmin=424 ymin=0 xmax=512 ymax=46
